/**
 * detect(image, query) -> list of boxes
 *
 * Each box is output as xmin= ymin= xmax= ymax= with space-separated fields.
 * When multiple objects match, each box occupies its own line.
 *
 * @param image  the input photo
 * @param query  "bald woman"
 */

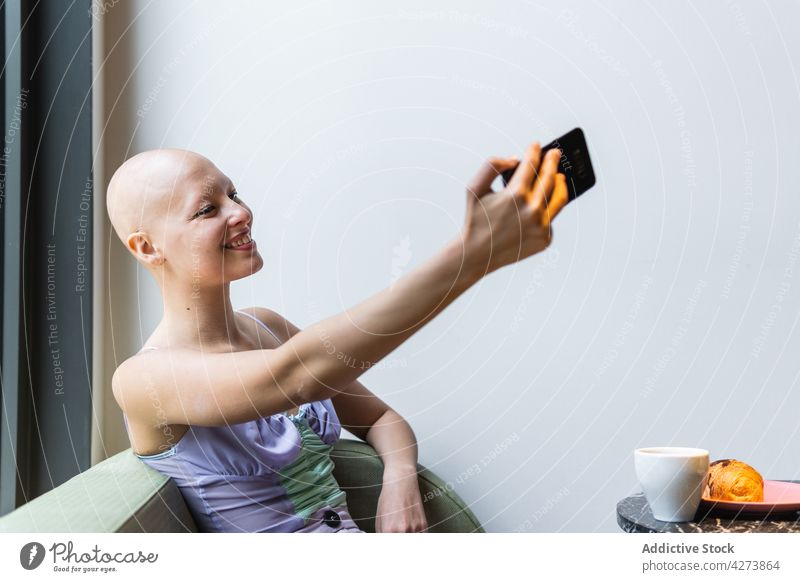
xmin=107 ymin=145 xmax=567 ymax=533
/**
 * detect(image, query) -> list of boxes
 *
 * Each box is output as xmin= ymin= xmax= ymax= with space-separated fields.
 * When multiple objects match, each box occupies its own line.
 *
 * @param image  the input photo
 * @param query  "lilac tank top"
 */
xmin=122 ymin=310 xmax=361 ymax=533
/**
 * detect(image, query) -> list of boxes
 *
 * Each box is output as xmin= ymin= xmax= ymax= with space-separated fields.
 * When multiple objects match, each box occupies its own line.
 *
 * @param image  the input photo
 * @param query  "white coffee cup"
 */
xmin=634 ymin=447 xmax=709 ymax=522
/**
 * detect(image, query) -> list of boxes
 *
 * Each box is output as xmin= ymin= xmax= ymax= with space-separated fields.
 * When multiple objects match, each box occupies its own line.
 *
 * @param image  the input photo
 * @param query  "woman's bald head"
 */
xmin=106 ymin=148 xmax=221 ymax=250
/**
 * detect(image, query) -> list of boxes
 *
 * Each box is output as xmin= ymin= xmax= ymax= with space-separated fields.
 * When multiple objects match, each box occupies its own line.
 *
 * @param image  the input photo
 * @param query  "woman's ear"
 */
xmin=127 ymin=231 xmax=164 ymax=265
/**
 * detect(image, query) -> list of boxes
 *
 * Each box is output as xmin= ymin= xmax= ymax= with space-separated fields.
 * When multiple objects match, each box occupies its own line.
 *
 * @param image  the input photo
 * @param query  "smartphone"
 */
xmin=500 ymin=127 xmax=596 ymax=202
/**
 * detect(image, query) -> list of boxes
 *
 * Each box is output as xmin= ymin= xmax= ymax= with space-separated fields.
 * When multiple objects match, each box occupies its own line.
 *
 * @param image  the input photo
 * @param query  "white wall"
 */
xmin=97 ymin=0 xmax=800 ymax=532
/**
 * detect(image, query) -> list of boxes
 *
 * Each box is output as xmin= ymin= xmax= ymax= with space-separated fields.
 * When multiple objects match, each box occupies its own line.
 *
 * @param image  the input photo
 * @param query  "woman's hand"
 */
xmin=375 ymin=468 xmax=428 ymax=533
xmin=459 ymin=142 xmax=569 ymax=277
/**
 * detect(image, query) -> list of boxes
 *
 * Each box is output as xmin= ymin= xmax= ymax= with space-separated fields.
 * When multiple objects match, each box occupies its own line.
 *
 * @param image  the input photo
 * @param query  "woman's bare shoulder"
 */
xmin=111 ymin=347 xmax=190 ymax=410
xmin=238 ymin=306 xmax=304 ymax=343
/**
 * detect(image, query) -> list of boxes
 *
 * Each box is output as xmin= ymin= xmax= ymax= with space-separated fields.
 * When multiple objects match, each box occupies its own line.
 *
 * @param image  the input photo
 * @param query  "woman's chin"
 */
xmin=228 ymin=255 xmax=264 ymax=280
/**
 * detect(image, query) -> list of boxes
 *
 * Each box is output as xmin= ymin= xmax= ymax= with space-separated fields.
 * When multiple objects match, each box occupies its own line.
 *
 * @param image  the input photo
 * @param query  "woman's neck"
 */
xmin=156 ymin=281 xmax=249 ymax=350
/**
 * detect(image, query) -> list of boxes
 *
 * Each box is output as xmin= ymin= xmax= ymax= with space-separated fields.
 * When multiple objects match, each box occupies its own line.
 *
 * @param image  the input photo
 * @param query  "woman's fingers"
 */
xmin=528 ymin=148 xmax=561 ymax=209
xmin=543 ymin=173 xmax=569 ymax=224
xmin=507 ymin=142 xmax=542 ymax=194
xmin=467 ymin=156 xmax=519 ymax=200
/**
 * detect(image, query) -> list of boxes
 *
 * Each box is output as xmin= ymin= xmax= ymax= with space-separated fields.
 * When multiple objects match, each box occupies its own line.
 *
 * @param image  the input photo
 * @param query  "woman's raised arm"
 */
xmin=284 ymin=142 xmax=568 ymax=399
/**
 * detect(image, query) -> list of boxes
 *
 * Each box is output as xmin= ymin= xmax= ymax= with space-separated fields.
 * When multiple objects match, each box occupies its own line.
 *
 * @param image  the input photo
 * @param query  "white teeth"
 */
xmin=227 ymin=234 xmax=252 ymax=248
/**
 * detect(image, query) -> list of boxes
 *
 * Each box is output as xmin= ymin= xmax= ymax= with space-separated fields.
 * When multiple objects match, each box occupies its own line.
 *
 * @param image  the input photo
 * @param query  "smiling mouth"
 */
xmin=224 ymin=233 xmax=254 ymax=249
xmin=224 ymin=239 xmax=256 ymax=251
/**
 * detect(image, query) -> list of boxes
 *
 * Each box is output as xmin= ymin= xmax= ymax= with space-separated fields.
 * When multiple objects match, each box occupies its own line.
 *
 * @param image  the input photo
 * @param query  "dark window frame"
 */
xmin=0 ymin=0 xmax=93 ymax=515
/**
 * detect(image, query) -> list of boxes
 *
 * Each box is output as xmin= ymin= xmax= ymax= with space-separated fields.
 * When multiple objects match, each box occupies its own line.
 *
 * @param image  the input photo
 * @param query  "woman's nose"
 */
xmin=227 ymin=205 xmax=251 ymax=226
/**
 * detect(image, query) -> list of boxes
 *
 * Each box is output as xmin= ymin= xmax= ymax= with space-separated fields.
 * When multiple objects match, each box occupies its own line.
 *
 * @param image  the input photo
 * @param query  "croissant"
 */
xmin=703 ymin=459 xmax=764 ymax=502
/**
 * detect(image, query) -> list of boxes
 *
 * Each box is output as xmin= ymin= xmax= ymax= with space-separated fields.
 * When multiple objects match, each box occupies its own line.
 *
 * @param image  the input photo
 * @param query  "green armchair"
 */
xmin=0 ymin=438 xmax=484 ymax=533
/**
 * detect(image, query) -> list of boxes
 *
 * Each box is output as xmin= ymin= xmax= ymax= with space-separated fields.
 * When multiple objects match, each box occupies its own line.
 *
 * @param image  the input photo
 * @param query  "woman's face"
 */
xmin=163 ymin=163 xmax=264 ymax=288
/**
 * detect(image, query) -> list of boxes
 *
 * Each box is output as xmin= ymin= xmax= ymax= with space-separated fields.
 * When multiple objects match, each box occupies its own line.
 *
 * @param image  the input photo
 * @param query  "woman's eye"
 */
xmin=195 ymin=193 xmax=240 ymax=218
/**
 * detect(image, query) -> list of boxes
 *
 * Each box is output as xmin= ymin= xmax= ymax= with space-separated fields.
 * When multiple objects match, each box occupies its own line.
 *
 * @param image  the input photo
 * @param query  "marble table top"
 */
xmin=617 ymin=482 xmax=800 ymax=533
